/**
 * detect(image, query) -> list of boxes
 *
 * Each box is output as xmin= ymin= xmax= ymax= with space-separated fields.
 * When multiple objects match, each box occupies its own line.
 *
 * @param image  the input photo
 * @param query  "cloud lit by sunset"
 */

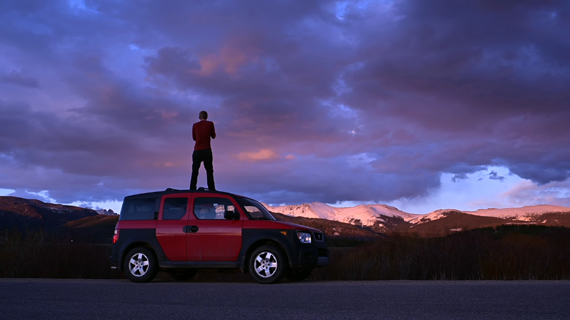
xmin=235 ymin=149 xmax=281 ymax=162
xmin=1 ymin=0 xmax=569 ymax=213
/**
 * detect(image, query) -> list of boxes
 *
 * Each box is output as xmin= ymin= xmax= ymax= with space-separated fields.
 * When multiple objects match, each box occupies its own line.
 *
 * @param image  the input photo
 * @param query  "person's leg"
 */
xmin=190 ymin=151 xmax=202 ymax=190
xmin=203 ymin=149 xmax=215 ymax=191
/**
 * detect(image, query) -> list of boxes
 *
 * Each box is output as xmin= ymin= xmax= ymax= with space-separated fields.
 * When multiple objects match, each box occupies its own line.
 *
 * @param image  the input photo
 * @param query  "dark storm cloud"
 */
xmin=0 ymin=70 xmax=40 ymax=88
xmin=335 ymin=1 xmax=570 ymax=181
xmin=1 ymin=0 xmax=569 ymax=206
xmin=343 ymin=1 xmax=570 ymax=120
xmin=66 ymin=55 xmax=195 ymax=134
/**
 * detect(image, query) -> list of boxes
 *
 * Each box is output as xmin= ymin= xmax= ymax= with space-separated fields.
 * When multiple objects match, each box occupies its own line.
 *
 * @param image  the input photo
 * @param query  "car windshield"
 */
xmin=236 ymin=197 xmax=276 ymax=221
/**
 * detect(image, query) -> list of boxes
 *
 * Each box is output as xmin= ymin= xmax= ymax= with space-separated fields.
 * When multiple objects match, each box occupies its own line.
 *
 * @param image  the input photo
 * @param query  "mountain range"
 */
xmin=0 ymin=196 xmax=118 ymax=242
xmin=0 ymin=196 xmax=99 ymax=230
xmin=2 ymin=195 xmax=570 ymax=241
xmin=267 ymin=202 xmax=570 ymax=235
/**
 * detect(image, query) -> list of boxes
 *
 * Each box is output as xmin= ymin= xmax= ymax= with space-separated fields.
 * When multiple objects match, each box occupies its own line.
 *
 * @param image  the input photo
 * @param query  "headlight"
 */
xmin=296 ymin=231 xmax=312 ymax=244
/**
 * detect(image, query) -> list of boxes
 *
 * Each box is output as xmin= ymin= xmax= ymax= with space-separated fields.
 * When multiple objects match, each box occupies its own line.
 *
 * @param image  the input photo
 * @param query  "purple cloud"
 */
xmin=0 ymin=70 xmax=40 ymax=88
xmin=0 ymin=0 xmax=569 ymax=209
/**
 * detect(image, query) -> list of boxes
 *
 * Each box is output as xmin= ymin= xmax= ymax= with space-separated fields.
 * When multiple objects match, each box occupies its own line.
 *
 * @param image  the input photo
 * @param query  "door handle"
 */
xmin=183 ymin=225 xmax=199 ymax=233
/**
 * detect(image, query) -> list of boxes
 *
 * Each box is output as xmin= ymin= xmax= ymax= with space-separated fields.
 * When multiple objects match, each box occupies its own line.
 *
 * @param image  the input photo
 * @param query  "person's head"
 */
xmin=199 ymin=110 xmax=208 ymax=120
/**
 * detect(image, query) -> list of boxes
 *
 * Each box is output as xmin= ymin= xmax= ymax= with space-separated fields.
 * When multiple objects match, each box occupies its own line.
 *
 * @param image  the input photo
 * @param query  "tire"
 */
xmin=168 ymin=269 xmax=197 ymax=281
xmin=124 ymin=247 xmax=158 ymax=283
xmin=285 ymin=268 xmax=313 ymax=282
xmin=249 ymin=245 xmax=287 ymax=284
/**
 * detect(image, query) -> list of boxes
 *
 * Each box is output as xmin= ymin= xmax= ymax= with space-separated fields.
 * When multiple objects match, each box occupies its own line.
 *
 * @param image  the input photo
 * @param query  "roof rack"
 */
xmin=164 ymin=187 xmax=214 ymax=192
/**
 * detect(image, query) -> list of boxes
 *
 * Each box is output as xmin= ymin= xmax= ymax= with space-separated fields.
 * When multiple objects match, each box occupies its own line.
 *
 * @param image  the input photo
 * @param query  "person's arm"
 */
xmin=210 ymin=122 xmax=216 ymax=139
xmin=192 ymin=124 xmax=197 ymax=141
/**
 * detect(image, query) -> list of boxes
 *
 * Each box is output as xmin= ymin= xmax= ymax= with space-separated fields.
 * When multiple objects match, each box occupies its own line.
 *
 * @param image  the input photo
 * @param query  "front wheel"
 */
xmin=249 ymin=245 xmax=287 ymax=284
xmin=124 ymin=247 xmax=158 ymax=283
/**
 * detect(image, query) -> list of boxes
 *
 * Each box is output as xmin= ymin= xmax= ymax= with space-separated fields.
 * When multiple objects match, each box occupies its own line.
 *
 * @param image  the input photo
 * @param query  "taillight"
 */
xmin=113 ymin=229 xmax=119 ymax=243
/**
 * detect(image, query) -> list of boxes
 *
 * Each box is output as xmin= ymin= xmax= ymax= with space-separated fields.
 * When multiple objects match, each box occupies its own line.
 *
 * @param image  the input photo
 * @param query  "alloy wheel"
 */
xmin=129 ymin=253 xmax=150 ymax=277
xmin=254 ymin=251 xmax=278 ymax=278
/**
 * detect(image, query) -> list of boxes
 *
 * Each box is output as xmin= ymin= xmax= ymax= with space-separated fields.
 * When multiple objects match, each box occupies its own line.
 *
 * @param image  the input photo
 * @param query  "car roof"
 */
xmin=124 ymin=188 xmax=244 ymax=200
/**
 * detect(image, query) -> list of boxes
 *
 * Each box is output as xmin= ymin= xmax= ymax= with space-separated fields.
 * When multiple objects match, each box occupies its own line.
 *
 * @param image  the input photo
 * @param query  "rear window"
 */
xmin=163 ymin=197 xmax=188 ymax=220
xmin=120 ymin=198 xmax=157 ymax=220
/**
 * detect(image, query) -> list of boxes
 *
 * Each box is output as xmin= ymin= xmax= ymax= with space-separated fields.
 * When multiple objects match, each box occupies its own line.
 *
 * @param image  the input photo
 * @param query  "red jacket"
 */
xmin=192 ymin=120 xmax=216 ymax=150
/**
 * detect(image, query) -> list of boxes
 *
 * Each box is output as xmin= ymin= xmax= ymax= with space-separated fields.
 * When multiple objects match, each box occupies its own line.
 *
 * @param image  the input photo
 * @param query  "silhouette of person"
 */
xmin=190 ymin=110 xmax=216 ymax=190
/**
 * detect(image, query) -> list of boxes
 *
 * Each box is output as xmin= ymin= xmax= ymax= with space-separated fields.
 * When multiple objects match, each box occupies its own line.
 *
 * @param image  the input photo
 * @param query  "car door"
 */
xmin=186 ymin=194 xmax=243 ymax=261
xmin=155 ymin=194 xmax=190 ymax=261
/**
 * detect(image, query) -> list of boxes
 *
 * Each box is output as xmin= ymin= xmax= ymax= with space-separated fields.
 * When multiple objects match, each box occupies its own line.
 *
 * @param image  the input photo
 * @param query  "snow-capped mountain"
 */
xmin=409 ymin=209 xmax=462 ymax=224
xmin=267 ymin=202 xmax=570 ymax=233
xmin=267 ymin=202 xmax=421 ymax=228
xmin=464 ymin=205 xmax=570 ymax=219
xmin=96 ymin=208 xmax=118 ymax=215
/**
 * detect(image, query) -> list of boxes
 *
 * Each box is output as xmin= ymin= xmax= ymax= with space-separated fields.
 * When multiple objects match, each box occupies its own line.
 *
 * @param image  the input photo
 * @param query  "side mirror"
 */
xmin=224 ymin=211 xmax=240 ymax=220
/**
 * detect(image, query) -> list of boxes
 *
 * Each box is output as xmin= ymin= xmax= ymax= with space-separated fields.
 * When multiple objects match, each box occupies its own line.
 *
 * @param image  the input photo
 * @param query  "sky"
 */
xmin=1 ymin=0 xmax=569 ymax=214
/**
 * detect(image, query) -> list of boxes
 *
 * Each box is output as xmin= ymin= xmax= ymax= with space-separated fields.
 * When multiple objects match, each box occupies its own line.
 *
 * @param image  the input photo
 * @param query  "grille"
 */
xmin=314 ymin=232 xmax=324 ymax=242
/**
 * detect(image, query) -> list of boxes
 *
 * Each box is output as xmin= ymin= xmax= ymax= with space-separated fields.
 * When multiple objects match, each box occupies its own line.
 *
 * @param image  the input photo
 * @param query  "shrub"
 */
xmin=2 ymin=225 xmax=570 ymax=281
xmin=0 ymin=229 xmax=121 ymax=279
xmin=310 ymin=225 xmax=570 ymax=280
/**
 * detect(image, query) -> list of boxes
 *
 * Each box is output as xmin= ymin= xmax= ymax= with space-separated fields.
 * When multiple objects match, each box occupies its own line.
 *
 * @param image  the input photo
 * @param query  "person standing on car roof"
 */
xmin=190 ymin=110 xmax=216 ymax=191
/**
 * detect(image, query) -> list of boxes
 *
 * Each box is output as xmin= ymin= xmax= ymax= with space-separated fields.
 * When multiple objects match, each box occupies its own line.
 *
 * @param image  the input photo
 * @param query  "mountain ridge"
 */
xmin=267 ymin=202 xmax=570 ymax=234
xmin=0 ymin=196 xmax=99 ymax=231
xmin=3 ymin=195 xmax=570 ymax=238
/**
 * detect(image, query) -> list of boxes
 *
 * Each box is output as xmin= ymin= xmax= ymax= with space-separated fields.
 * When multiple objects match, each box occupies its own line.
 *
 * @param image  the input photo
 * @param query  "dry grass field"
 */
xmin=2 ymin=225 xmax=570 ymax=281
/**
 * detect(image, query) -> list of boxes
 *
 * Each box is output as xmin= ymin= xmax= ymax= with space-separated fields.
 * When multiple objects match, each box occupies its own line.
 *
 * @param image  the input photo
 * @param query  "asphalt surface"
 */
xmin=1 ymin=279 xmax=569 ymax=319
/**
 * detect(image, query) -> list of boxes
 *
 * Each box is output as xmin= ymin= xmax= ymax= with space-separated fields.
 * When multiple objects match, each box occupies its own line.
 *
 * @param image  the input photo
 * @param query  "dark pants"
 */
xmin=190 ymin=148 xmax=215 ymax=190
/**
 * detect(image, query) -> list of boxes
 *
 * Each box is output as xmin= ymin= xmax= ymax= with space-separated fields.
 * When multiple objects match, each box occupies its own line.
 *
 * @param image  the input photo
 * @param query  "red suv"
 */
xmin=109 ymin=188 xmax=329 ymax=284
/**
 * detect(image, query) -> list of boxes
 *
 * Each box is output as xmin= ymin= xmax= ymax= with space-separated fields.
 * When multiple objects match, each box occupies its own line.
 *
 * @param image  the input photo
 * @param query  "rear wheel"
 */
xmin=124 ymin=247 xmax=157 ymax=283
xmin=249 ymin=245 xmax=287 ymax=284
xmin=285 ymin=268 xmax=313 ymax=282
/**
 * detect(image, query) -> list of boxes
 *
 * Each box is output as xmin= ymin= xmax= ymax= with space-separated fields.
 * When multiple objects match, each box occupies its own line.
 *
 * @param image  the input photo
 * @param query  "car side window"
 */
xmin=193 ymin=197 xmax=237 ymax=220
xmin=162 ymin=197 xmax=188 ymax=220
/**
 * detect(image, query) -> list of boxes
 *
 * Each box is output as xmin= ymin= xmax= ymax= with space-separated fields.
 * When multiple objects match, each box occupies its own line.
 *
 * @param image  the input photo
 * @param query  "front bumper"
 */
xmin=317 ymin=256 xmax=329 ymax=267
xmin=293 ymin=244 xmax=330 ymax=268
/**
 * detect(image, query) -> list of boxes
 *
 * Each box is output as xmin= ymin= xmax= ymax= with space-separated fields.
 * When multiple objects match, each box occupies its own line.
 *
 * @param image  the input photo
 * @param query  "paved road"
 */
xmin=1 ymin=279 xmax=569 ymax=319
